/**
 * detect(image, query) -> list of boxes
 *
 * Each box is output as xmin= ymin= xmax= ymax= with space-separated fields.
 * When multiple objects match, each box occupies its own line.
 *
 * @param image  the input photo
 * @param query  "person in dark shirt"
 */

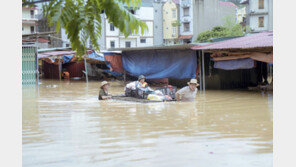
xmin=98 ymin=81 xmax=112 ymax=100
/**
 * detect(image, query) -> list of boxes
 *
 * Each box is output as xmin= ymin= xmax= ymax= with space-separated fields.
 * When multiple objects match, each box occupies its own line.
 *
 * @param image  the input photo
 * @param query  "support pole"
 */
xmin=202 ymin=50 xmax=205 ymax=92
xmin=58 ymin=58 xmax=62 ymax=81
xmin=198 ymin=51 xmax=202 ymax=93
xmin=123 ymin=70 xmax=126 ymax=83
xmin=84 ymin=56 xmax=88 ymax=83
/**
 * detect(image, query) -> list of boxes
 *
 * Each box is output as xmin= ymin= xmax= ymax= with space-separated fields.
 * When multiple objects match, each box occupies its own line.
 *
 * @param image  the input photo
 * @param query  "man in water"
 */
xmin=98 ymin=81 xmax=112 ymax=100
xmin=176 ymin=79 xmax=199 ymax=101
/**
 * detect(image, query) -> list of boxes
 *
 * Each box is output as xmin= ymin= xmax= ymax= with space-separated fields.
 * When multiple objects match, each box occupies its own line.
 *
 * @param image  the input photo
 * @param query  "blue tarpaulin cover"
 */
xmin=62 ymin=55 xmax=74 ymax=64
xmin=88 ymin=52 xmax=105 ymax=61
xmin=214 ymin=58 xmax=255 ymax=70
xmin=122 ymin=50 xmax=197 ymax=79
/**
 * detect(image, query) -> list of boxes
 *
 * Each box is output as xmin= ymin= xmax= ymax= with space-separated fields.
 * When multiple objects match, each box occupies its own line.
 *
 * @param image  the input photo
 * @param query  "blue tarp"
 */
xmin=88 ymin=52 xmax=105 ymax=61
xmin=214 ymin=58 xmax=255 ymax=70
xmin=62 ymin=55 xmax=74 ymax=64
xmin=122 ymin=50 xmax=197 ymax=79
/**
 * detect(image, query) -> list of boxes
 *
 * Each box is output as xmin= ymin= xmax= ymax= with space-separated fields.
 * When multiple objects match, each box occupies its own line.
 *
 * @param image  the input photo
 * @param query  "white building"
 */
xmin=22 ymin=6 xmax=38 ymax=34
xmin=103 ymin=2 xmax=154 ymax=49
xmin=241 ymin=0 xmax=273 ymax=32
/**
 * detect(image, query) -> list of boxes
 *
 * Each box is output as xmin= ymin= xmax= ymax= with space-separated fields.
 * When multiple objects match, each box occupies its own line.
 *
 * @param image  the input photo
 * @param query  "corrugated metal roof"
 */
xmin=108 ymin=44 xmax=195 ymax=51
xmin=191 ymin=31 xmax=273 ymax=50
xmin=219 ymin=1 xmax=238 ymax=8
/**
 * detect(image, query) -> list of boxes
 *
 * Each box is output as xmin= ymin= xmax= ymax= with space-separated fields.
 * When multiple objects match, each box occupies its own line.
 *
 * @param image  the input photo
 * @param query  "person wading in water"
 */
xmin=176 ymin=79 xmax=199 ymax=101
xmin=98 ymin=81 xmax=112 ymax=100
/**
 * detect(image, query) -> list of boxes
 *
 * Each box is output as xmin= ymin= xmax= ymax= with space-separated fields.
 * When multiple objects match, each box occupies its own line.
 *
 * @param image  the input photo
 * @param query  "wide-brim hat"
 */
xmin=187 ymin=79 xmax=200 ymax=87
xmin=100 ymin=81 xmax=110 ymax=88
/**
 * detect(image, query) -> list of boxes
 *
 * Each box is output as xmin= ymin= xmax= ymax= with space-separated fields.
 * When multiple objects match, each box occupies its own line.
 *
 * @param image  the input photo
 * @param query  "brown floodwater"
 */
xmin=23 ymin=80 xmax=273 ymax=167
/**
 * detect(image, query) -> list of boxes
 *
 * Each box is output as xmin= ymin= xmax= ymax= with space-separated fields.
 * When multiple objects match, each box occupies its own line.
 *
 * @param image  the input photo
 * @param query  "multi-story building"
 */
xmin=153 ymin=0 xmax=164 ymax=46
xmin=241 ymin=0 xmax=273 ymax=32
xmin=162 ymin=0 xmax=180 ymax=45
xmin=179 ymin=0 xmax=238 ymax=43
xmin=102 ymin=0 xmax=154 ymax=49
xmin=22 ymin=6 xmax=38 ymax=34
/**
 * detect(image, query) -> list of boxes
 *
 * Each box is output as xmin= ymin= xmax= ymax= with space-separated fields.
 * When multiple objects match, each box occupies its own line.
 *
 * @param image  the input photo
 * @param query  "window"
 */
xmin=183 ymin=23 xmax=190 ymax=32
xmin=30 ymin=10 xmax=34 ymax=18
xmin=172 ymin=27 xmax=176 ymax=36
xmin=110 ymin=41 xmax=115 ymax=48
xmin=30 ymin=26 xmax=34 ymax=33
xmin=22 ymin=27 xmax=24 ymax=31
xmin=258 ymin=17 xmax=264 ymax=27
xmin=66 ymin=44 xmax=70 ymax=47
xmin=183 ymin=7 xmax=189 ymax=16
xmin=125 ymin=41 xmax=131 ymax=48
xmin=259 ymin=0 xmax=264 ymax=9
xmin=140 ymin=38 xmax=146 ymax=43
xmin=110 ymin=23 xmax=114 ymax=31
xmin=172 ymin=9 xmax=177 ymax=18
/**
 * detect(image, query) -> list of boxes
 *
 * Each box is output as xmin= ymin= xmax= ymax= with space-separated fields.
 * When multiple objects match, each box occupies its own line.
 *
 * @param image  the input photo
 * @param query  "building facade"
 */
xmin=162 ymin=0 xmax=180 ymax=45
xmin=241 ymin=0 xmax=273 ymax=32
xmin=153 ymin=0 xmax=164 ymax=46
xmin=179 ymin=0 xmax=237 ymax=43
xmin=22 ymin=6 xmax=38 ymax=34
xmin=102 ymin=1 xmax=154 ymax=49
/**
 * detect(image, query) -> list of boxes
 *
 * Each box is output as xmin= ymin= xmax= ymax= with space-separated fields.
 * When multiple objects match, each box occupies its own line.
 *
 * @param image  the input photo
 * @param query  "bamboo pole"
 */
xmin=202 ymin=50 xmax=205 ymax=92
xmin=58 ymin=58 xmax=62 ymax=81
xmin=198 ymin=51 xmax=202 ymax=93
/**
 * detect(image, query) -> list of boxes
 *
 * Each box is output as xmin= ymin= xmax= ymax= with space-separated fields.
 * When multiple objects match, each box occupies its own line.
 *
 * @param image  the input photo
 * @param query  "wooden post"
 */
xmin=58 ymin=58 xmax=62 ymax=81
xmin=84 ymin=56 xmax=88 ymax=83
xmin=198 ymin=51 xmax=202 ymax=93
xmin=202 ymin=50 xmax=205 ymax=92
xmin=123 ymin=70 xmax=126 ymax=83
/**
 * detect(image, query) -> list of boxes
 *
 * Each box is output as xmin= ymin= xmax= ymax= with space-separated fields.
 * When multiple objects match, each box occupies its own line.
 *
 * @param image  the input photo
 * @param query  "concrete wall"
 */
xmin=193 ymin=0 xmax=237 ymax=42
xmin=153 ymin=2 xmax=163 ymax=45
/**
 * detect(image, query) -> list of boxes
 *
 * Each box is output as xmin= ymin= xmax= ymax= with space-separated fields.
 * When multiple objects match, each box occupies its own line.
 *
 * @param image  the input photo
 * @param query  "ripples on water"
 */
xmin=23 ymin=80 xmax=273 ymax=167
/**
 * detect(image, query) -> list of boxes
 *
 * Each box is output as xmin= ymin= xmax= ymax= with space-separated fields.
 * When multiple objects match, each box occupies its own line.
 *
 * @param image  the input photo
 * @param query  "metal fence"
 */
xmin=22 ymin=45 xmax=38 ymax=86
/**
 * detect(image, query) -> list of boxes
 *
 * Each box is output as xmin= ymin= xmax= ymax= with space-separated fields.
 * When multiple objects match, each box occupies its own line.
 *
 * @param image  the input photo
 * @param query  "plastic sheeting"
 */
xmin=88 ymin=52 xmax=105 ymax=61
xmin=62 ymin=55 xmax=74 ymax=64
xmin=122 ymin=50 xmax=197 ymax=79
xmin=104 ymin=52 xmax=124 ymax=73
xmin=214 ymin=58 xmax=255 ymax=70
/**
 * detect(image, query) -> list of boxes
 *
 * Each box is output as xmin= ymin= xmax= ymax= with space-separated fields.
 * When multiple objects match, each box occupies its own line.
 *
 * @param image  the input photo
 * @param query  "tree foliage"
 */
xmin=39 ymin=0 xmax=148 ymax=57
xmin=195 ymin=16 xmax=246 ymax=43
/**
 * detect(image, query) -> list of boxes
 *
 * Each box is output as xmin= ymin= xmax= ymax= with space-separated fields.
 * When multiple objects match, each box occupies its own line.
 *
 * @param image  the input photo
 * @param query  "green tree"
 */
xmin=23 ymin=0 xmax=148 ymax=57
xmin=195 ymin=15 xmax=246 ymax=43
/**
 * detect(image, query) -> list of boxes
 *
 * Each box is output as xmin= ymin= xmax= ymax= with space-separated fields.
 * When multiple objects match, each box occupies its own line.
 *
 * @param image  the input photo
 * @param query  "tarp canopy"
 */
xmin=104 ymin=52 xmax=124 ymax=73
xmin=214 ymin=58 xmax=255 ymax=70
xmin=122 ymin=49 xmax=197 ymax=79
xmin=62 ymin=55 xmax=74 ymax=64
xmin=88 ymin=52 xmax=105 ymax=61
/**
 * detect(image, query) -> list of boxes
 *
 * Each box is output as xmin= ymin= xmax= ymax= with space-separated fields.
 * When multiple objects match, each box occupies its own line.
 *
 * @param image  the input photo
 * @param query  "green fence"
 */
xmin=22 ymin=46 xmax=38 ymax=86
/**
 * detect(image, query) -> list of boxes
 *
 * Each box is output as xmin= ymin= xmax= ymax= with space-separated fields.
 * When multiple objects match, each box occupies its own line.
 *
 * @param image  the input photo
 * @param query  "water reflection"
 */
xmin=23 ymin=80 xmax=273 ymax=167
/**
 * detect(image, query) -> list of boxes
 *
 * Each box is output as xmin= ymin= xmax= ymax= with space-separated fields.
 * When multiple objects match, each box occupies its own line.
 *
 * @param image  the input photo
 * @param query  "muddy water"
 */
xmin=23 ymin=80 xmax=273 ymax=167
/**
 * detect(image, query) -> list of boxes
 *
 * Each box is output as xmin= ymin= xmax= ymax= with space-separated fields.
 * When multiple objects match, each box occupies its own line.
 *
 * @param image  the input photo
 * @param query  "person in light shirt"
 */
xmin=176 ymin=79 xmax=199 ymax=101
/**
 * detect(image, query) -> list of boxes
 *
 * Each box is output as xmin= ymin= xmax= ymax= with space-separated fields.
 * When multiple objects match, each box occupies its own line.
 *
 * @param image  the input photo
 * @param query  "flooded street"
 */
xmin=23 ymin=80 xmax=273 ymax=167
